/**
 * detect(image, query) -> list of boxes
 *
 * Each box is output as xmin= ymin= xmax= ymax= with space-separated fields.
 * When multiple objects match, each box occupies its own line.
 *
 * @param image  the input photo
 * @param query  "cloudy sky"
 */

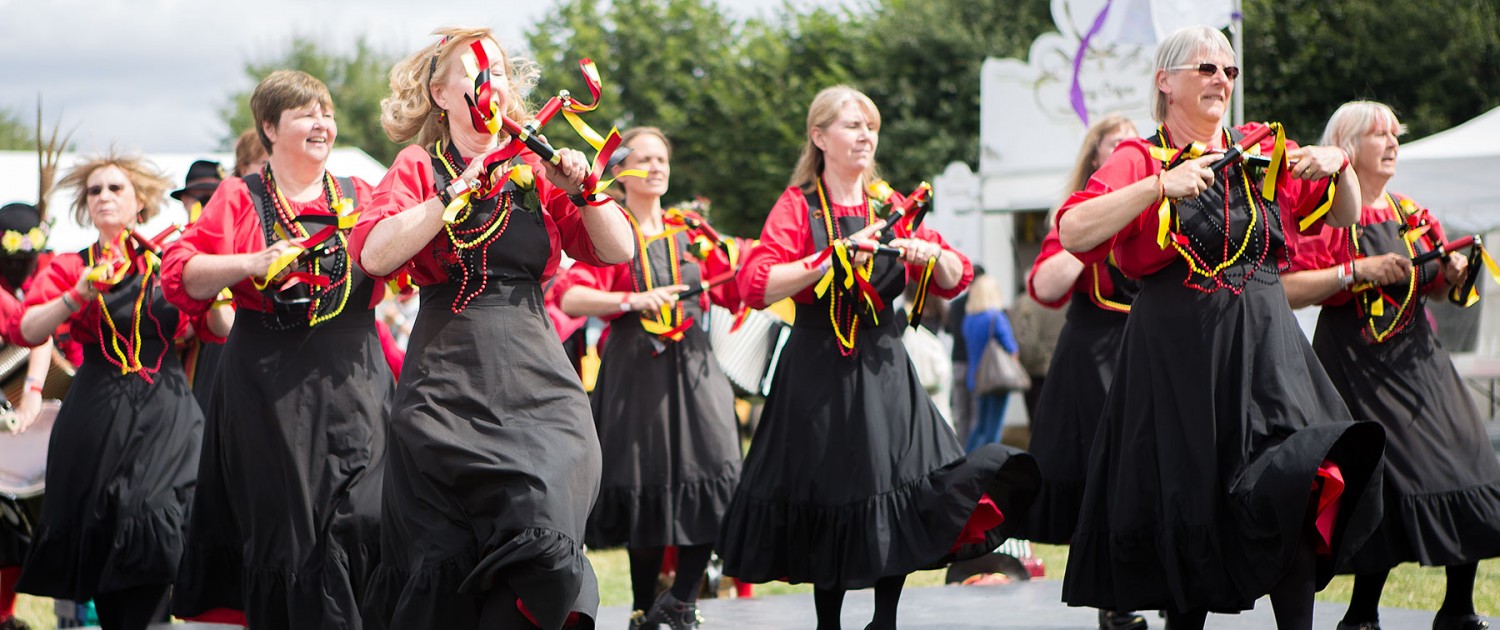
xmin=0 ymin=0 xmax=811 ymax=156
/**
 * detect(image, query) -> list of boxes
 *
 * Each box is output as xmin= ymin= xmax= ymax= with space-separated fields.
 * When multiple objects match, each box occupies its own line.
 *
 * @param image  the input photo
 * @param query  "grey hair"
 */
xmin=1151 ymin=26 xmax=1235 ymax=123
xmin=1319 ymin=101 xmax=1407 ymax=164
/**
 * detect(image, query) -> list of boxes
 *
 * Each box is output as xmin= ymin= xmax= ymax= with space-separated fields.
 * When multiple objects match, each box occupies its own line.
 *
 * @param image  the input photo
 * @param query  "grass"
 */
xmin=18 ymin=545 xmax=1491 ymax=628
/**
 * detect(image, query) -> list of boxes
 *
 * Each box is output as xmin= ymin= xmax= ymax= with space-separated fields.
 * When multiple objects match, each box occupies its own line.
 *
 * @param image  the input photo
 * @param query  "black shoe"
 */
xmin=644 ymin=591 xmax=702 ymax=630
xmin=1433 ymin=614 xmax=1490 ymax=630
xmin=1336 ymin=621 xmax=1382 ymax=630
xmin=0 ymin=616 xmax=33 ymax=630
xmin=1100 ymin=609 xmax=1149 ymax=630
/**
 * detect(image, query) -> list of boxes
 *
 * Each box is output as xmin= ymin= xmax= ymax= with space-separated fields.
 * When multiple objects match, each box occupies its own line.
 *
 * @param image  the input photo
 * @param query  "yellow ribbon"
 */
xmin=253 ymin=246 xmax=306 ymax=290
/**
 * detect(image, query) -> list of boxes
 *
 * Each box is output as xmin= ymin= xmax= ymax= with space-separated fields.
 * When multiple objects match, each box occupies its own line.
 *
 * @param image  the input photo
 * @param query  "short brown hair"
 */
xmin=233 ymin=128 xmax=269 ymax=176
xmin=57 ymin=151 xmax=170 ymax=226
xmin=252 ymin=70 xmax=334 ymax=153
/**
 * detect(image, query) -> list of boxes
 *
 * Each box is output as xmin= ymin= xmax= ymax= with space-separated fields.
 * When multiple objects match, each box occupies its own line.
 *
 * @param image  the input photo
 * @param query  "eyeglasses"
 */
xmin=85 ymin=183 xmax=126 ymax=197
xmin=1168 ymin=62 xmax=1240 ymax=80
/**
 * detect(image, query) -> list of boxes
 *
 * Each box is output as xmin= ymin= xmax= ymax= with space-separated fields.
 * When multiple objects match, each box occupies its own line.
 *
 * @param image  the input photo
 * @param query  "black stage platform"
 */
xmin=596 ymin=580 xmax=1498 ymax=629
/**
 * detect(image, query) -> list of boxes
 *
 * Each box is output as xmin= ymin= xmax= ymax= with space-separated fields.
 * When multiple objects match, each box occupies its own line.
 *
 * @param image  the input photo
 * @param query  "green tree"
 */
xmin=0 ymin=106 xmax=32 ymax=150
xmin=1242 ymin=0 xmax=1500 ymax=142
xmin=221 ymin=37 xmax=402 ymax=164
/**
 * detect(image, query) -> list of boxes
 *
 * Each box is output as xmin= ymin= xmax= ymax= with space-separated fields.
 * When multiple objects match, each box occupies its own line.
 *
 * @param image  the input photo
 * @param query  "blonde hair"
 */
xmin=252 ymin=70 xmax=335 ymax=153
xmin=58 ymin=151 xmax=170 ymax=226
xmin=381 ymin=27 xmax=539 ymax=147
xmin=611 ymin=126 xmax=672 ymax=198
xmin=1051 ymin=114 xmax=1137 ymax=225
xmin=789 ymin=85 xmax=882 ymax=191
xmin=233 ymin=128 xmax=269 ymax=177
xmin=965 ymin=274 xmax=1004 ymax=314
xmin=1151 ymin=26 xmax=1234 ymax=123
xmin=1320 ymin=101 xmax=1407 ymax=165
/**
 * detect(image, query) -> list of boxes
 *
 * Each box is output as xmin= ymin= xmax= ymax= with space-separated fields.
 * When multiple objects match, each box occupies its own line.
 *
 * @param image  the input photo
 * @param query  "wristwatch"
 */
xmin=568 ymin=191 xmax=589 ymax=207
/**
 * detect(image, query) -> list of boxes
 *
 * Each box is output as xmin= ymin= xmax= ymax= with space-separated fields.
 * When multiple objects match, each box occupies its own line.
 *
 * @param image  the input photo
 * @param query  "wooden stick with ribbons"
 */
xmin=866 ymin=180 xmax=940 ymax=327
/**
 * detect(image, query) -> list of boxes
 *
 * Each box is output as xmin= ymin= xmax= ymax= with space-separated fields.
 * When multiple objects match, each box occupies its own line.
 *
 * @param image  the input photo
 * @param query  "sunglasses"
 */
xmin=85 ymin=183 xmax=127 ymax=197
xmin=1169 ymin=62 xmax=1240 ymax=80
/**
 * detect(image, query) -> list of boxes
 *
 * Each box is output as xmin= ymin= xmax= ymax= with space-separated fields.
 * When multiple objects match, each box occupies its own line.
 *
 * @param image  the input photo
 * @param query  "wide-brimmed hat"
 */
xmin=170 ymin=160 xmax=225 ymax=200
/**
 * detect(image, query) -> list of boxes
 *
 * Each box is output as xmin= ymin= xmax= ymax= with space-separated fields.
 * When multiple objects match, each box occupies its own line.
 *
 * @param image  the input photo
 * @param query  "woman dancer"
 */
xmin=1055 ymin=26 xmax=1387 ymax=630
xmin=351 ymin=27 xmax=632 ymax=630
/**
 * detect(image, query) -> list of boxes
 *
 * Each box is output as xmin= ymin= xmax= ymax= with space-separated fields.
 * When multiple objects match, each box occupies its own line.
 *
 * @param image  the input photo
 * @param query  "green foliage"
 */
xmin=222 ymin=37 xmax=402 ymax=164
xmin=526 ymin=0 xmax=1049 ymax=237
xmin=1241 ymin=0 xmax=1500 ymax=142
xmin=0 ymin=106 xmax=32 ymax=150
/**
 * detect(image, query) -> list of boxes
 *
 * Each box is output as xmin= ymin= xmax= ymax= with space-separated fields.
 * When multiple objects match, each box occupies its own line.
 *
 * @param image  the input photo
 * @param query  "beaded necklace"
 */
xmin=624 ymin=209 xmax=687 ymax=338
xmin=1350 ymin=193 xmax=1423 ymax=343
xmin=1155 ymin=126 xmax=1278 ymax=295
xmin=815 ymin=177 xmax=876 ymax=355
xmin=90 ymin=239 xmax=168 ymax=382
xmin=435 ymin=139 xmax=516 ymax=313
xmin=260 ymin=164 xmax=353 ymax=326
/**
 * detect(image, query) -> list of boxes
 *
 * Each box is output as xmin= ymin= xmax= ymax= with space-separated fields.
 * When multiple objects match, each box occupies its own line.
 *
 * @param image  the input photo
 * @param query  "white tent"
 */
xmin=1389 ymin=105 xmax=1500 ymax=233
xmin=0 ymin=148 xmax=388 ymax=253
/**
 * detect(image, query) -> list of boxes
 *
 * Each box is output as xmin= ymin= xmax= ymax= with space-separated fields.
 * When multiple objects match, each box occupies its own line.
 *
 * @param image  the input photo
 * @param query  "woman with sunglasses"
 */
xmin=1017 ymin=114 xmax=1151 ymax=630
xmin=161 ymin=69 xmax=392 ymax=629
xmin=350 ymin=27 xmax=633 ymax=630
xmin=1055 ymin=26 xmax=1387 ymax=630
xmin=13 ymin=153 xmax=214 ymax=630
xmin=1282 ymin=101 xmax=1500 ymax=630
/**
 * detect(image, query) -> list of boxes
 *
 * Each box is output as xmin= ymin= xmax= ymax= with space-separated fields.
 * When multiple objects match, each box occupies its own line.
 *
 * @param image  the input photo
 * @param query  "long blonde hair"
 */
xmin=380 ymin=27 xmax=539 ymax=147
xmin=789 ymin=85 xmax=882 ymax=192
xmin=965 ymin=274 xmax=1004 ymax=314
xmin=1050 ymin=114 xmax=1137 ymax=225
xmin=58 ymin=151 xmax=170 ymax=227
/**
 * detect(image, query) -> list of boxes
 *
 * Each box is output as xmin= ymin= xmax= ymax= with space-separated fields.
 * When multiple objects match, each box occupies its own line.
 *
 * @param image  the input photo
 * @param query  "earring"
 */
xmin=438 ymin=110 xmax=447 ymax=122
xmin=1168 ymin=96 xmax=1175 ymax=105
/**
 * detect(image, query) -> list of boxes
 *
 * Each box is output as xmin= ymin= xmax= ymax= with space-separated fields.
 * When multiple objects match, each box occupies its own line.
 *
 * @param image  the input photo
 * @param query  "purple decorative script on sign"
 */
xmin=1070 ymin=0 xmax=1115 ymax=126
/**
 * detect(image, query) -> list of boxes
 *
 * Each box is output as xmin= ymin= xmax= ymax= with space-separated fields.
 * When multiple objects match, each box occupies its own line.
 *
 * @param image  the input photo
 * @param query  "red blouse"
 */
xmin=737 ymin=185 xmax=973 ymax=310
xmin=1057 ymin=123 xmax=1334 ymax=277
xmin=556 ymin=229 xmax=748 ymax=323
xmin=1026 ymin=226 xmax=1127 ymax=309
xmin=1287 ymin=192 xmax=1448 ymax=307
xmin=160 ymin=175 xmax=376 ymax=335
xmin=0 ymin=251 xmax=80 ymax=362
xmin=348 ymin=144 xmax=614 ymax=284
xmin=20 ymin=251 xmax=199 ymax=348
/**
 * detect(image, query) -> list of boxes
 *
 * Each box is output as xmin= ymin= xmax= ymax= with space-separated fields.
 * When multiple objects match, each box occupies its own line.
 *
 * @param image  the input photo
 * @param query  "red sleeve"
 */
xmin=556 ymin=260 xmax=632 ymax=323
xmin=897 ymin=221 xmax=972 ymax=299
xmin=375 ymin=319 xmax=404 ymax=378
xmin=1055 ymin=138 xmax=1175 ymax=277
xmin=161 ymin=177 xmax=272 ymax=318
xmin=694 ymin=233 xmax=753 ymax=312
xmin=20 ymin=254 xmax=89 ymax=347
xmin=1027 ymin=228 xmax=1073 ymax=309
xmin=0 ymin=291 xmax=21 ymax=345
xmin=738 ymin=187 xmax=813 ymax=309
xmin=528 ymin=151 xmax=613 ymax=277
xmin=350 ymin=144 xmax=437 ymax=283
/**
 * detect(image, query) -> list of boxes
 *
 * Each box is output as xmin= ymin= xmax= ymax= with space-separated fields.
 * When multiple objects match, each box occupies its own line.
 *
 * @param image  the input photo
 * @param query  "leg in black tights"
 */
xmin=479 ymin=582 xmax=541 ymax=629
xmin=669 ymin=544 xmax=714 ymax=602
xmin=1342 ymin=570 xmax=1390 ymax=625
xmin=629 ymin=546 xmax=666 ymax=613
xmin=1165 ymin=608 xmax=1207 ymax=630
xmin=868 ymin=574 xmax=906 ymax=630
xmin=814 ymin=586 xmax=846 ymax=630
xmin=1268 ymin=532 xmax=1319 ymax=630
xmin=92 ymin=584 xmax=171 ymax=630
xmin=1438 ymin=562 xmax=1479 ymax=618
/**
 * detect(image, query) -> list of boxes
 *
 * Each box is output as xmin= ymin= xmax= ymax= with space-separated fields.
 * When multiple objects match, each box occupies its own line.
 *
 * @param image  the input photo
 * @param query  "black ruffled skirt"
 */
xmin=586 ymin=321 xmax=740 ymax=549
xmin=363 ymin=282 xmax=600 ymax=630
xmin=1062 ymin=268 xmax=1387 ymax=613
xmin=1013 ymin=297 xmax=1127 ymax=544
xmin=17 ymin=344 xmax=202 ymax=600
xmin=1314 ymin=302 xmax=1500 ymax=572
xmin=172 ymin=311 xmax=391 ymax=629
xmin=718 ymin=310 xmax=1040 ymax=590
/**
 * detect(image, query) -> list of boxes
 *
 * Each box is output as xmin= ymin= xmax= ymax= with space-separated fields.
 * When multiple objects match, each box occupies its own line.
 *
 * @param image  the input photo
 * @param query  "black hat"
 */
xmin=0 ymin=203 xmax=42 ymax=233
xmin=170 ymin=160 xmax=225 ymax=200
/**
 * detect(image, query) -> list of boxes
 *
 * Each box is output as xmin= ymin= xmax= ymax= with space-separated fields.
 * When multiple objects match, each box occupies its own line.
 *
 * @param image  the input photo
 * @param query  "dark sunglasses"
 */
xmin=85 ymin=183 xmax=127 ymax=196
xmin=1169 ymin=62 xmax=1240 ymax=80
